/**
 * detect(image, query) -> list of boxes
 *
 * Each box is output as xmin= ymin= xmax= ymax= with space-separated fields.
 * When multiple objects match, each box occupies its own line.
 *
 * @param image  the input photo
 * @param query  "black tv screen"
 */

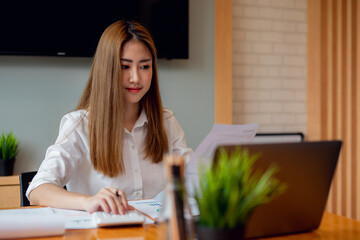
xmin=0 ymin=1 xmax=188 ymax=59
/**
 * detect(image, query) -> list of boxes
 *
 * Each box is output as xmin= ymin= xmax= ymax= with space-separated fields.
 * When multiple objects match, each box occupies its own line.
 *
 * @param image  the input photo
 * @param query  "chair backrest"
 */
xmin=19 ymin=171 xmax=37 ymax=207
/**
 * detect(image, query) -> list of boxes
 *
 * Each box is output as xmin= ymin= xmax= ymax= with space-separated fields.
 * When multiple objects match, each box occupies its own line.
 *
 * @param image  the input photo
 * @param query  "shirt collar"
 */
xmin=133 ymin=108 xmax=148 ymax=129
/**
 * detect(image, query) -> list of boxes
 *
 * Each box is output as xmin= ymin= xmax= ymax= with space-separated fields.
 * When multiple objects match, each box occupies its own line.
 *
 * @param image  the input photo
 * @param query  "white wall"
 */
xmin=232 ymin=0 xmax=307 ymax=134
xmin=0 ymin=0 xmax=214 ymax=174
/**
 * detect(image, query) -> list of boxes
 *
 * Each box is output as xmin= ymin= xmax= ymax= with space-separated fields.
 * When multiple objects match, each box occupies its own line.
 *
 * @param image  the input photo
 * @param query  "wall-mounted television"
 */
xmin=0 ymin=1 xmax=188 ymax=59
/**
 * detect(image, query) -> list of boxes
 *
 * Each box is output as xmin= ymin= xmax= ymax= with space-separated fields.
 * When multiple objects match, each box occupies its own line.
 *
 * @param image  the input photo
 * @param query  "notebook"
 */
xmin=213 ymin=140 xmax=342 ymax=239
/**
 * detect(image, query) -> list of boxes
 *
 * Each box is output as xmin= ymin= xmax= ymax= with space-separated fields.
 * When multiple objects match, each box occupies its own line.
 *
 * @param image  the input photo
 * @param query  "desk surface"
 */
xmin=15 ymin=211 xmax=360 ymax=240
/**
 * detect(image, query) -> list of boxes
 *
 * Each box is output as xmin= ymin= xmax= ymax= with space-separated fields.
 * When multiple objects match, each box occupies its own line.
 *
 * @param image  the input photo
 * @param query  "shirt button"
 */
xmin=136 ymin=192 xmax=141 ymax=197
xmin=131 ymin=145 xmax=135 ymax=150
xmin=134 ymin=169 xmax=139 ymax=173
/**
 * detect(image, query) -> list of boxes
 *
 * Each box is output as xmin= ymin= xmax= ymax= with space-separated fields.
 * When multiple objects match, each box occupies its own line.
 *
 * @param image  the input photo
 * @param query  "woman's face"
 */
xmin=121 ymin=39 xmax=153 ymax=107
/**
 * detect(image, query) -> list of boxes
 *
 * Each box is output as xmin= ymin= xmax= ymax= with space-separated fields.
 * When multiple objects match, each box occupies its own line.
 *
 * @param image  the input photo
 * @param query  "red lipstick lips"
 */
xmin=126 ymin=87 xmax=141 ymax=93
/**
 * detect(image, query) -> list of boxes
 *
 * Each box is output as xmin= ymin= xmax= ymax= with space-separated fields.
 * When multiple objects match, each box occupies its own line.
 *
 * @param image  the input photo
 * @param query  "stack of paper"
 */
xmin=0 ymin=208 xmax=65 ymax=239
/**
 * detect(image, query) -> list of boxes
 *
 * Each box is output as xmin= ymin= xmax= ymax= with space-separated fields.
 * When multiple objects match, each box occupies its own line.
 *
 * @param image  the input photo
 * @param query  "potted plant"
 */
xmin=0 ymin=131 xmax=20 ymax=176
xmin=194 ymin=147 xmax=287 ymax=240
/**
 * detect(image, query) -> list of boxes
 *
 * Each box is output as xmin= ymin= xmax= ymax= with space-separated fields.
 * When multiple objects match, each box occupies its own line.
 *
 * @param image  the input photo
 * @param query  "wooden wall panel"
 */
xmin=307 ymin=0 xmax=360 ymax=220
xmin=215 ymin=0 xmax=232 ymax=124
xmin=357 ymin=0 xmax=360 ymax=220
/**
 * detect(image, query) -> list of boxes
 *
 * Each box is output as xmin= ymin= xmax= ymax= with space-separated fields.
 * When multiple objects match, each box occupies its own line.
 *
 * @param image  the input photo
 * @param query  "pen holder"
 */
xmin=157 ymin=155 xmax=195 ymax=240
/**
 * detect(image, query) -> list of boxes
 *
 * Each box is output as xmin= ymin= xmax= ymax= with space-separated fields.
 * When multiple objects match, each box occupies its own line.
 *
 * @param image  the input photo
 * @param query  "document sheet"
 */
xmin=185 ymin=123 xmax=258 ymax=196
xmin=186 ymin=123 xmax=259 ymax=174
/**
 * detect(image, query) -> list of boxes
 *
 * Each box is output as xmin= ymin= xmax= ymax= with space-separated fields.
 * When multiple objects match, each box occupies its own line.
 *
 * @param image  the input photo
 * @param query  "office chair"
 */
xmin=19 ymin=171 xmax=67 ymax=206
xmin=19 ymin=171 xmax=37 ymax=207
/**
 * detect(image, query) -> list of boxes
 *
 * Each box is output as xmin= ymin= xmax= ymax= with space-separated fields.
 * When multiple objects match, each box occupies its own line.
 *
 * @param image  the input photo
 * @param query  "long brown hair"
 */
xmin=76 ymin=20 xmax=168 ymax=177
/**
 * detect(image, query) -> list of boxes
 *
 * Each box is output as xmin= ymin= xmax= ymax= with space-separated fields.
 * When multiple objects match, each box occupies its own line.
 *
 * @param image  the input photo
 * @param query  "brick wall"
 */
xmin=232 ymin=0 xmax=307 ymax=134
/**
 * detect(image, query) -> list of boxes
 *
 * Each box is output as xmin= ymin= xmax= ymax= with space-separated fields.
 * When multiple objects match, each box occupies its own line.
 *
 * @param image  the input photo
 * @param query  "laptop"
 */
xmin=213 ymin=140 xmax=342 ymax=239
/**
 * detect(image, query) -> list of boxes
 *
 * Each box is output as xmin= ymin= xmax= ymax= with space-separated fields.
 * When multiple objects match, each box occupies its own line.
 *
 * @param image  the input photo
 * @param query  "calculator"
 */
xmin=92 ymin=211 xmax=145 ymax=227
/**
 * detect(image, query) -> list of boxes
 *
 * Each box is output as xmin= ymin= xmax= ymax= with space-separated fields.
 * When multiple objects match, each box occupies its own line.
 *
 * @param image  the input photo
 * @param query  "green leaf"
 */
xmin=0 ymin=131 xmax=20 ymax=160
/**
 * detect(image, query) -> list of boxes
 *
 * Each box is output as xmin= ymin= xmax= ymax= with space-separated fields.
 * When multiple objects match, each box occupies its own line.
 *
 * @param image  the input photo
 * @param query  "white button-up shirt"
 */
xmin=27 ymin=109 xmax=193 ymax=200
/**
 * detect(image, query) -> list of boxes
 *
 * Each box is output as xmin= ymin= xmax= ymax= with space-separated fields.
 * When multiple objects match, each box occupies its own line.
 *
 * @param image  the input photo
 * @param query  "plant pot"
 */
xmin=0 ymin=158 xmax=15 ymax=176
xmin=196 ymin=224 xmax=245 ymax=240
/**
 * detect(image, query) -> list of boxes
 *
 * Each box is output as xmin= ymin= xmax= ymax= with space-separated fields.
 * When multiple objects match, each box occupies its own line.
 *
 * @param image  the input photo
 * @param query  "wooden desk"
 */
xmin=14 ymin=212 xmax=360 ymax=240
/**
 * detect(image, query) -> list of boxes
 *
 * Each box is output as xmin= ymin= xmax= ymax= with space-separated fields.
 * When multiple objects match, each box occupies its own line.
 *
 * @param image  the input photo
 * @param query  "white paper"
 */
xmin=186 ymin=123 xmax=259 ymax=174
xmin=129 ymin=199 xmax=162 ymax=224
xmin=0 ymin=208 xmax=65 ymax=239
xmin=128 ymin=197 xmax=199 ymax=225
xmin=50 ymin=208 xmax=96 ymax=229
xmin=64 ymin=214 xmax=96 ymax=229
xmin=184 ymin=123 xmax=258 ymax=197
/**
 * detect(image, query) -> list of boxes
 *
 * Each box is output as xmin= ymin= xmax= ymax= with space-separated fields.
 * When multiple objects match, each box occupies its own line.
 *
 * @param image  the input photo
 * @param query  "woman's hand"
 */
xmin=83 ymin=187 xmax=134 ymax=214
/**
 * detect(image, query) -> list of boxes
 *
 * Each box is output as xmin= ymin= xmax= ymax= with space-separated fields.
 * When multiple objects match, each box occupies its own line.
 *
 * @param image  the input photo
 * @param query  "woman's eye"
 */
xmin=121 ymin=65 xmax=129 ymax=69
xmin=140 ymin=65 xmax=150 ymax=69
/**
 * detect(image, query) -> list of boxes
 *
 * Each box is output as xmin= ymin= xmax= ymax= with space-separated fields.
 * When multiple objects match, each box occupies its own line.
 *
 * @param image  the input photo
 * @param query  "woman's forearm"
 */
xmin=28 ymin=183 xmax=89 ymax=210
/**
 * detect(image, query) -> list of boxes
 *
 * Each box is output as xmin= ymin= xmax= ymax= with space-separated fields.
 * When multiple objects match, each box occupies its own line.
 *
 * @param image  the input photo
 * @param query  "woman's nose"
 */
xmin=129 ymin=68 xmax=139 ymax=83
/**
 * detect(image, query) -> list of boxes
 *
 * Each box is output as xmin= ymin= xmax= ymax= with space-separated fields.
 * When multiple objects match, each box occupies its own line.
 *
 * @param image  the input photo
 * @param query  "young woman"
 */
xmin=27 ymin=20 xmax=193 ymax=215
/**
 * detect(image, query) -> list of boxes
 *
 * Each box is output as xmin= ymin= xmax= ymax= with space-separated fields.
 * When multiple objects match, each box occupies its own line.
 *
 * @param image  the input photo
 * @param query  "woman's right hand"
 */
xmin=83 ymin=187 xmax=134 ymax=215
